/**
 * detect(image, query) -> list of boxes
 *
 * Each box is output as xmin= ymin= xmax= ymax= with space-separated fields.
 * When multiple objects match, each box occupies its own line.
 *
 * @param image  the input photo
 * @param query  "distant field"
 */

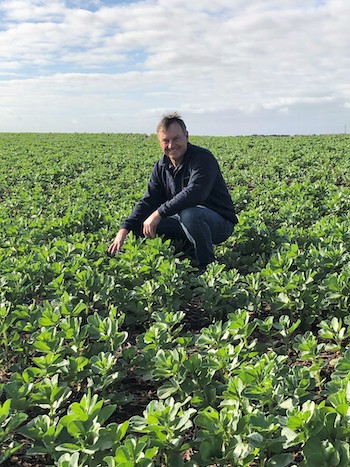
xmin=1 ymin=133 xmax=350 ymax=466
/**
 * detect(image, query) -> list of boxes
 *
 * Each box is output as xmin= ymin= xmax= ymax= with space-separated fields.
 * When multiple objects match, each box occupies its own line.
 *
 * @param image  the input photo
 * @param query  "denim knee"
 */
xmin=178 ymin=207 xmax=202 ymax=226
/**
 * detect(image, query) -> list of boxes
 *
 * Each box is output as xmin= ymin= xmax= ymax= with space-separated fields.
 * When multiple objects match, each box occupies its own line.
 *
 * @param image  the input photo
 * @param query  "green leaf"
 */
xmin=57 ymin=452 xmax=80 ymax=467
xmin=195 ymin=407 xmax=220 ymax=432
xmin=266 ymin=453 xmax=294 ymax=467
xmin=199 ymin=440 xmax=215 ymax=461
xmin=157 ymin=380 xmax=179 ymax=399
xmin=0 ymin=399 xmax=11 ymax=423
xmin=303 ymin=437 xmax=325 ymax=465
xmin=335 ymin=348 xmax=350 ymax=376
xmin=247 ymin=432 xmax=264 ymax=448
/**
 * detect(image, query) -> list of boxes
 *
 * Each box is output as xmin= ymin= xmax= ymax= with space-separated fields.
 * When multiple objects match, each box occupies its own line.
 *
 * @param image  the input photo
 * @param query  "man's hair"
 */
xmin=156 ymin=112 xmax=187 ymax=134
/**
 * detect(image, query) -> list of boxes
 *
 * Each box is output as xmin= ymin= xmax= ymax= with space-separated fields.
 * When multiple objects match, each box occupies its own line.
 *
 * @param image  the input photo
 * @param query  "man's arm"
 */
xmin=108 ymin=161 xmax=166 ymax=254
xmin=121 ymin=161 xmax=166 ymax=232
xmin=142 ymin=210 xmax=161 ymax=238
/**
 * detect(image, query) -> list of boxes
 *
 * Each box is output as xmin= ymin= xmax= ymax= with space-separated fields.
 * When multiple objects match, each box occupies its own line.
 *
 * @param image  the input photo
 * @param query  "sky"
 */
xmin=0 ymin=0 xmax=349 ymax=136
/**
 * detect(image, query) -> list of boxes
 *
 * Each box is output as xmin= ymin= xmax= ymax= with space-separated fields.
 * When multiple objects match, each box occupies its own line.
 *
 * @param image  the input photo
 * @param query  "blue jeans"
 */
xmin=156 ymin=206 xmax=235 ymax=267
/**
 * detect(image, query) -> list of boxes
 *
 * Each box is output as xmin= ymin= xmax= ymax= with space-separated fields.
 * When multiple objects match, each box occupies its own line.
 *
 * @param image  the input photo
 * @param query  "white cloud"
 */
xmin=0 ymin=0 xmax=65 ymax=22
xmin=0 ymin=0 xmax=349 ymax=134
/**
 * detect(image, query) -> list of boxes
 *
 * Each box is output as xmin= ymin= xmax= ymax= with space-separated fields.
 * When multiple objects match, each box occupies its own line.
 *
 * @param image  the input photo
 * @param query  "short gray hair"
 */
xmin=156 ymin=112 xmax=187 ymax=134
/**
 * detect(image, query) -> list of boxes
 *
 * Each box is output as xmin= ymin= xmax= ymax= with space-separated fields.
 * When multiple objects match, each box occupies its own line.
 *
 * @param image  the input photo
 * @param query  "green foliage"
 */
xmin=1 ymin=132 xmax=350 ymax=465
xmin=0 ymin=399 xmax=28 ymax=463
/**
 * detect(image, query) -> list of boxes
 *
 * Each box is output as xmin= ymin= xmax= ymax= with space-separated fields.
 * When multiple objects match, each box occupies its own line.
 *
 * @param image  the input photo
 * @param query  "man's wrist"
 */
xmin=156 ymin=207 xmax=164 ymax=218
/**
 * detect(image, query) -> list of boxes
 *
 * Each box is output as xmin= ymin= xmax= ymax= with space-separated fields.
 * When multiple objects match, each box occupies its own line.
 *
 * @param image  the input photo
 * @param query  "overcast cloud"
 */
xmin=0 ymin=0 xmax=349 ymax=135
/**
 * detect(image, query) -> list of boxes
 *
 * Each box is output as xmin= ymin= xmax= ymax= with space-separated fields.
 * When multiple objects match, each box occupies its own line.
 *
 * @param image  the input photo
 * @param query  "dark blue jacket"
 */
xmin=121 ymin=143 xmax=238 ymax=231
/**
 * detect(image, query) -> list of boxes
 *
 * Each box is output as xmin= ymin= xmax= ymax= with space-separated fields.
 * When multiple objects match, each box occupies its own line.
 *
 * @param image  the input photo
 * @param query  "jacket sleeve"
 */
xmin=157 ymin=151 xmax=219 ymax=218
xmin=121 ymin=161 xmax=167 ymax=231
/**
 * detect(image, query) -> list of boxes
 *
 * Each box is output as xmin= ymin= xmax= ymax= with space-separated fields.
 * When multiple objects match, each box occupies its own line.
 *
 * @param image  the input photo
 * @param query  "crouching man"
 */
xmin=108 ymin=112 xmax=238 ymax=272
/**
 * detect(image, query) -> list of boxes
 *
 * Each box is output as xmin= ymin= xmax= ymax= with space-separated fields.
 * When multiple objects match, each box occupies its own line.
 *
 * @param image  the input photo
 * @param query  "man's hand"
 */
xmin=108 ymin=228 xmax=129 ymax=256
xmin=143 ymin=210 xmax=161 ymax=238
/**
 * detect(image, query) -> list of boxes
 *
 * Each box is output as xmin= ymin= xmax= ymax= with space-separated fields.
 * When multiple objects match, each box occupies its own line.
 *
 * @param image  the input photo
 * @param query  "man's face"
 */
xmin=157 ymin=122 xmax=188 ymax=166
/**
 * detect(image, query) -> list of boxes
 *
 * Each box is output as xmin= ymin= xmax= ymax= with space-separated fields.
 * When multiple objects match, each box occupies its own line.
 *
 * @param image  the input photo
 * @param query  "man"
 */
xmin=108 ymin=112 xmax=238 ymax=271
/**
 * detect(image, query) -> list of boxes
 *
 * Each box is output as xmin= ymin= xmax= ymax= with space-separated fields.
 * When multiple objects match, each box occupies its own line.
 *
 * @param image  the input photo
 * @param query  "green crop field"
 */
xmin=1 ymin=132 xmax=350 ymax=466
